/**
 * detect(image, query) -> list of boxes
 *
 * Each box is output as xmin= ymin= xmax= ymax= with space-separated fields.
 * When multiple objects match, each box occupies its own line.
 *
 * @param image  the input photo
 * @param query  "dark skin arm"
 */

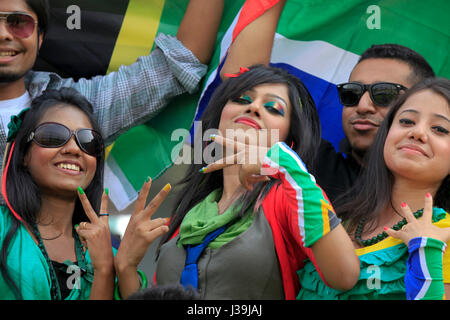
xmin=176 ymin=0 xmax=224 ymax=64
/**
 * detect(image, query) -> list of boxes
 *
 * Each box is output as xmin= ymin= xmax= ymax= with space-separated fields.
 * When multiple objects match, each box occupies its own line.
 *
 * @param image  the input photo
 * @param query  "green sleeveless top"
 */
xmin=297 ymin=208 xmax=450 ymax=300
xmin=0 ymin=205 xmax=114 ymax=300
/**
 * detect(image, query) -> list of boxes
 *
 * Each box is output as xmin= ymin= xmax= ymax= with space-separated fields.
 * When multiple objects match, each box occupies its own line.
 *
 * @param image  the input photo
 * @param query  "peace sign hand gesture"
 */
xmin=385 ymin=193 xmax=450 ymax=246
xmin=75 ymin=188 xmax=114 ymax=274
xmin=114 ymin=178 xmax=171 ymax=299
xmin=114 ymin=178 xmax=171 ymax=270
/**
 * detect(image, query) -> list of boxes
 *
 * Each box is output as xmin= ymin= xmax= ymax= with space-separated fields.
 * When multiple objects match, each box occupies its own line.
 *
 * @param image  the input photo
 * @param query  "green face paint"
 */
xmin=264 ymin=101 xmax=285 ymax=116
xmin=232 ymin=94 xmax=253 ymax=104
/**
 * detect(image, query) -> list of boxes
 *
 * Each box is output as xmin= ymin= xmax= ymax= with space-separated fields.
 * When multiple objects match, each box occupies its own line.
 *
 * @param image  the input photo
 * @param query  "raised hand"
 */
xmin=115 ymin=178 xmax=171 ymax=269
xmin=201 ymin=134 xmax=270 ymax=191
xmin=385 ymin=193 xmax=450 ymax=245
xmin=114 ymin=178 xmax=171 ymax=299
xmin=75 ymin=188 xmax=114 ymax=274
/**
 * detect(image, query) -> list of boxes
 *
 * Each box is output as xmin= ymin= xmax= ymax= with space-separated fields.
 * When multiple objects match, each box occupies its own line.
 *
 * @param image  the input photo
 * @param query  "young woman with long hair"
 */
xmin=115 ymin=64 xmax=360 ymax=299
xmin=297 ymin=77 xmax=450 ymax=300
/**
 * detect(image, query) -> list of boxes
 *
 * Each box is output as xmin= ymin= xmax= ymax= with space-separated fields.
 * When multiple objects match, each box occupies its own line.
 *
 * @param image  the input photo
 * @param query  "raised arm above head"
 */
xmin=220 ymin=0 xmax=287 ymax=79
xmin=176 ymin=0 xmax=225 ymax=65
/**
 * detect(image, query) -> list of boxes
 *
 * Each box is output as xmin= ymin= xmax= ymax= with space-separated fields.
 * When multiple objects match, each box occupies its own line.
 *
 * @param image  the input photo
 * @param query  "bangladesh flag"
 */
xmin=36 ymin=0 xmax=449 ymax=211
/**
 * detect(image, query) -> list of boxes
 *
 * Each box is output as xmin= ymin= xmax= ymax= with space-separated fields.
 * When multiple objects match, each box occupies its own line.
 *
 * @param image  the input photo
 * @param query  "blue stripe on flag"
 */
xmin=270 ymin=63 xmax=345 ymax=151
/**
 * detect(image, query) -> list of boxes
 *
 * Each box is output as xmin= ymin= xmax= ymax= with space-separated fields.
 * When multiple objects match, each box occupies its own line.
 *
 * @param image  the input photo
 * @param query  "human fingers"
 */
xmin=384 ymin=226 xmax=405 ymax=242
xmin=141 ymin=184 xmax=172 ymax=219
xmin=77 ymin=187 xmax=99 ymax=224
xmin=211 ymin=134 xmax=246 ymax=152
xmin=134 ymin=177 xmax=152 ymax=215
xmin=98 ymin=189 xmax=110 ymax=224
xmin=399 ymin=201 xmax=416 ymax=224
xmin=139 ymin=220 xmax=170 ymax=244
xmin=200 ymin=153 xmax=240 ymax=174
xmin=74 ymin=223 xmax=90 ymax=248
xmin=246 ymin=174 xmax=271 ymax=184
xmin=422 ymin=192 xmax=434 ymax=222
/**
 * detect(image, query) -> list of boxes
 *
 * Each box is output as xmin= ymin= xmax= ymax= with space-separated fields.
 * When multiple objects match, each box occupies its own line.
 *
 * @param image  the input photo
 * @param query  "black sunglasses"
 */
xmin=337 ymin=82 xmax=407 ymax=107
xmin=27 ymin=122 xmax=104 ymax=157
xmin=0 ymin=11 xmax=38 ymax=39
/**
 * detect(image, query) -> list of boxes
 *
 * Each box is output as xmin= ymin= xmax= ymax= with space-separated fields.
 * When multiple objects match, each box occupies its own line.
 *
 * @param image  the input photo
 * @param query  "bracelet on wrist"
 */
xmin=114 ymin=270 xmax=149 ymax=300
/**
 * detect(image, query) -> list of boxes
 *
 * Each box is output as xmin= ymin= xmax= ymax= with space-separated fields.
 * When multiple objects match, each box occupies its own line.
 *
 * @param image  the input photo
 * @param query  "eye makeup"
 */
xmin=264 ymin=101 xmax=285 ymax=116
xmin=232 ymin=94 xmax=252 ymax=104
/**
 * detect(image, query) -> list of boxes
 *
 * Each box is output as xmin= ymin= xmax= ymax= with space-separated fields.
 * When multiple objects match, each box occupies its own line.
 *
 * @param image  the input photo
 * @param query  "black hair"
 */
xmin=358 ymin=44 xmax=435 ymax=85
xmin=157 ymin=64 xmax=321 ymax=254
xmin=126 ymin=284 xmax=201 ymax=300
xmin=25 ymin=0 xmax=50 ymax=36
xmin=335 ymin=77 xmax=450 ymax=234
xmin=0 ymin=87 xmax=105 ymax=299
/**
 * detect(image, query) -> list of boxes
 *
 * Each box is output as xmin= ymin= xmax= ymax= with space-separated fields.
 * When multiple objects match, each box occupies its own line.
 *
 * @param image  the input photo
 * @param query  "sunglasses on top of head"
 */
xmin=337 ymin=82 xmax=407 ymax=107
xmin=27 ymin=122 xmax=104 ymax=157
xmin=0 ymin=11 xmax=38 ymax=39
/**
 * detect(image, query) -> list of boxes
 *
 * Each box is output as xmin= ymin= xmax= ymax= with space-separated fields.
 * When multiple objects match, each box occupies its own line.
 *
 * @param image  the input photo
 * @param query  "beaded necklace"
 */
xmin=355 ymin=208 xmax=424 ymax=247
xmin=32 ymin=223 xmax=86 ymax=300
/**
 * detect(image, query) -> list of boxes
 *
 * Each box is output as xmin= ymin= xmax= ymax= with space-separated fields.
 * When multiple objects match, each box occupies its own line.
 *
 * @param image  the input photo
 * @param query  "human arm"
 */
xmin=75 ymin=190 xmax=115 ymax=300
xmin=220 ymin=0 xmax=286 ymax=79
xmin=261 ymin=141 xmax=359 ymax=290
xmin=177 ymin=0 xmax=224 ymax=65
xmin=385 ymin=194 xmax=450 ymax=300
xmin=202 ymin=137 xmax=360 ymax=290
xmin=35 ymin=1 xmax=224 ymax=145
xmin=114 ymin=178 xmax=170 ymax=299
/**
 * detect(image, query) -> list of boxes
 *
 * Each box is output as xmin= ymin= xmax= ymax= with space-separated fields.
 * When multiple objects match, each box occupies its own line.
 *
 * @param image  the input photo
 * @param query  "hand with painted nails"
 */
xmin=75 ymin=187 xmax=114 ymax=275
xmin=114 ymin=178 xmax=171 ymax=299
xmin=385 ymin=193 xmax=450 ymax=245
xmin=200 ymin=134 xmax=271 ymax=191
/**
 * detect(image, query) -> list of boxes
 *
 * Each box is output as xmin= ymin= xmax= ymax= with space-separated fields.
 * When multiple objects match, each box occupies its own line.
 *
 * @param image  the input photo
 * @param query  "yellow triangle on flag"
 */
xmin=105 ymin=0 xmax=166 ymax=159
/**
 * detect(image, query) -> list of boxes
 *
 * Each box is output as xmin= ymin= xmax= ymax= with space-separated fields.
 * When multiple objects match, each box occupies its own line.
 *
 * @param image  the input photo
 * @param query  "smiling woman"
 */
xmin=297 ymin=77 xmax=450 ymax=300
xmin=0 ymin=87 xmax=115 ymax=300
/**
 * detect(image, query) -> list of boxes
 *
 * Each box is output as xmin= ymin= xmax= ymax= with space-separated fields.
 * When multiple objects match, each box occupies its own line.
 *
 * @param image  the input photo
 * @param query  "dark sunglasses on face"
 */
xmin=0 ymin=11 xmax=38 ymax=39
xmin=337 ymin=82 xmax=407 ymax=107
xmin=27 ymin=122 xmax=104 ymax=157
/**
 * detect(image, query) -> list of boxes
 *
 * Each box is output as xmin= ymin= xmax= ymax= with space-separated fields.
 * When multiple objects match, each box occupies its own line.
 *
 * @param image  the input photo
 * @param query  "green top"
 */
xmin=178 ymin=189 xmax=255 ymax=249
xmin=0 ymin=205 xmax=114 ymax=300
xmin=297 ymin=208 xmax=450 ymax=300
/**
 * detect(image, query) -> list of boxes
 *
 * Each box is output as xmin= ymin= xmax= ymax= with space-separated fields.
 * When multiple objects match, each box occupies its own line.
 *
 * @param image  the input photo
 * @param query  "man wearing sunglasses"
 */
xmin=313 ymin=43 xmax=435 ymax=203
xmin=0 ymin=0 xmax=224 ymax=171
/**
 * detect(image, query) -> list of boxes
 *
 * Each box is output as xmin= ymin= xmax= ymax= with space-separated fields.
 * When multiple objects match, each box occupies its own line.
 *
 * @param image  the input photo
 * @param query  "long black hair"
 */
xmin=0 ymin=87 xmax=105 ymax=299
xmin=335 ymin=77 xmax=450 ymax=233
xmin=157 ymin=64 xmax=321 ymax=254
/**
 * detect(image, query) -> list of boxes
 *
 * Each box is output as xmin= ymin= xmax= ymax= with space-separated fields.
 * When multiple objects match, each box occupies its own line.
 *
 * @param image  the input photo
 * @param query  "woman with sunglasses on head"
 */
xmin=113 ymin=64 xmax=360 ymax=300
xmin=0 ymin=87 xmax=169 ymax=300
xmin=297 ymin=77 xmax=450 ymax=300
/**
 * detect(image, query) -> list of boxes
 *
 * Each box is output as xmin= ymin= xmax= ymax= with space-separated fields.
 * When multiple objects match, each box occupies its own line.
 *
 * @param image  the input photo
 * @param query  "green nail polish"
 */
xmin=146 ymin=176 xmax=151 ymax=182
xmin=77 ymin=186 xmax=85 ymax=195
xmin=104 ymin=188 xmax=109 ymax=195
xmin=199 ymin=166 xmax=207 ymax=173
xmin=74 ymin=224 xmax=79 ymax=229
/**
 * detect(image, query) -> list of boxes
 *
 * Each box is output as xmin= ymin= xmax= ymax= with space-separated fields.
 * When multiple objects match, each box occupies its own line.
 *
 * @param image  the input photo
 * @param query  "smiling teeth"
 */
xmin=57 ymin=163 xmax=80 ymax=172
xmin=0 ymin=51 xmax=16 ymax=57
